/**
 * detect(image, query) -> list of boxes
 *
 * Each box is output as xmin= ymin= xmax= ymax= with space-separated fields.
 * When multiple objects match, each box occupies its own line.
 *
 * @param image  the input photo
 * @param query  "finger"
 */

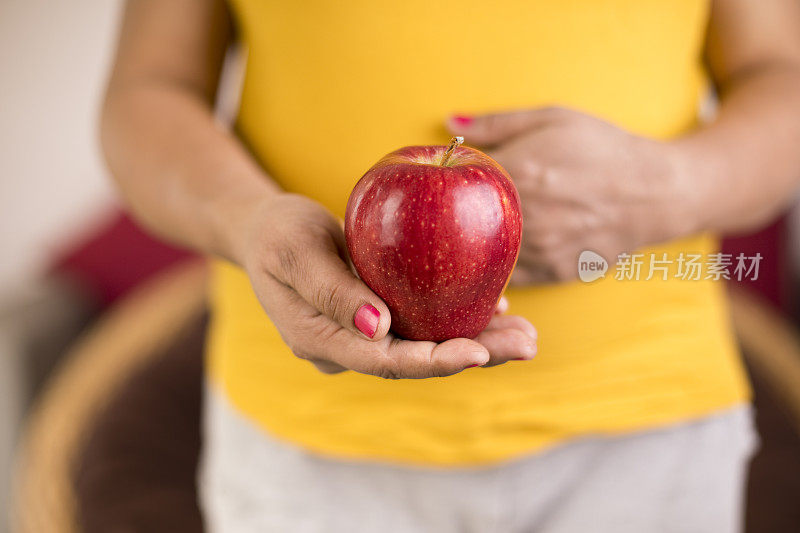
xmin=485 ymin=314 xmax=537 ymax=340
xmin=510 ymin=261 xmax=555 ymax=285
xmin=473 ymin=328 xmax=537 ymax=366
xmin=262 ymin=263 xmax=500 ymax=379
xmin=524 ymin=244 xmax=583 ymax=282
xmin=518 ymin=244 xmax=548 ymax=268
xmin=509 ymin=268 xmax=534 ymax=286
xmin=494 ymin=295 xmax=509 ymax=314
xmin=271 ymin=231 xmax=391 ymax=341
xmin=335 ymin=336 xmax=490 ymax=379
xmin=447 ymin=107 xmax=570 ymax=147
xmin=386 ymin=337 xmax=491 ymax=378
xmin=289 ymin=308 xmax=490 ymax=379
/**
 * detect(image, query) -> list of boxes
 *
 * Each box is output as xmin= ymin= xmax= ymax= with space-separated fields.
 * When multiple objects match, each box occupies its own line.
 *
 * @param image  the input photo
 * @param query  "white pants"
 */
xmin=200 ymin=387 xmax=757 ymax=533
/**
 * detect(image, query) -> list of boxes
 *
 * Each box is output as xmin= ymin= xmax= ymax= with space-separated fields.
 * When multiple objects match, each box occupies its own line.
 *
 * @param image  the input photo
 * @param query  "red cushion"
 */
xmin=51 ymin=210 xmax=196 ymax=308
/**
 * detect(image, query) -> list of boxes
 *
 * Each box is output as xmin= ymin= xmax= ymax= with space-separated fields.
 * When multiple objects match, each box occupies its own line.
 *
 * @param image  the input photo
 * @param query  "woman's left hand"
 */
xmin=449 ymin=107 xmax=699 ymax=284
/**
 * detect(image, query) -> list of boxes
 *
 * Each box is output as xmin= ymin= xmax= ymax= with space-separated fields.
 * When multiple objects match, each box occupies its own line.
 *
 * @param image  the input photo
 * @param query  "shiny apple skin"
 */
xmin=345 ymin=144 xmax=522 ymax=342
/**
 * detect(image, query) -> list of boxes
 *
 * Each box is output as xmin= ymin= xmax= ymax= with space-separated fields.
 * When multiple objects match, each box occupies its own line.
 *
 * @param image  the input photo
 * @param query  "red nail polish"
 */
xmin=452 ymin=115 xmax=473 ymax=127
xmin=354 ymin=304 xmax=380 ymax=338
xmin=512 ymin=357 xmax=526 ymax=361
xmin=466 ymin=364 xmax=480 ymax=368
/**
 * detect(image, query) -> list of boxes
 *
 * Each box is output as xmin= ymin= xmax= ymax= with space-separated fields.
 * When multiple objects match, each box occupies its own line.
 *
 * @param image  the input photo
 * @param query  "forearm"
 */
xmin=102 ymin=81 xmax=279 ymax=264
xmin=675 ymin=64 xmax=800 ymax=235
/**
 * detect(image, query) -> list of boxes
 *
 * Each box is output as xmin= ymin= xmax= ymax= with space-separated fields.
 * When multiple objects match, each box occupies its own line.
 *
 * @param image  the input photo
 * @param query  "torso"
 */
xmin=207 ymin=0 xmax=750 ymax=465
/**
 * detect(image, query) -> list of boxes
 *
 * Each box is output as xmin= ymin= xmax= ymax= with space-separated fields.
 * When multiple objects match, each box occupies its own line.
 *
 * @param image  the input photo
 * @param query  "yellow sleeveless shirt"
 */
xmin=209 ymin=0 xmax=750 ymax=465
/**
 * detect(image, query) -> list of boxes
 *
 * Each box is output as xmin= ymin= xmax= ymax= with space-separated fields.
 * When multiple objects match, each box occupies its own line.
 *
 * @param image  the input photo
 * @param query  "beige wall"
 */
xmin=0 ymin=0 xmax=124 ymax=294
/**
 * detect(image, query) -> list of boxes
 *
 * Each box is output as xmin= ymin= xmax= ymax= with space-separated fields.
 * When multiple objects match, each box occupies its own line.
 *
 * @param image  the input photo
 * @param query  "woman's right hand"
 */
xmin=236 ymin=192 xmax=538 ymax=379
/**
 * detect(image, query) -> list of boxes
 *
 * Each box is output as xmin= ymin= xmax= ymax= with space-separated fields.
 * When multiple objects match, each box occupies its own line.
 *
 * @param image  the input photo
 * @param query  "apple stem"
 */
xmin=439 ymin=136 xmax=464 ymax=167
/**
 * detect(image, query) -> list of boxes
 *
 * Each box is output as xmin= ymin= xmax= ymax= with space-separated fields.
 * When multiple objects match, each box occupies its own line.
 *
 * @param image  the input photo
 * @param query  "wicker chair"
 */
xmin=10 ymin=261 xmax=207 ymax=533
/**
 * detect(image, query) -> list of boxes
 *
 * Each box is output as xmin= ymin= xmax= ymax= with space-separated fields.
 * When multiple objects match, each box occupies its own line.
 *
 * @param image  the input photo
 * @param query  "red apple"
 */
xmin=345 ymin=137 xmax=522 ymax=342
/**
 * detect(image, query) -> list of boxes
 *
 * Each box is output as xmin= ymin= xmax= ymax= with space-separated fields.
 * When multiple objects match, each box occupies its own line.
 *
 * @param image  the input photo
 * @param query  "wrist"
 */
xmin=212 ymin=184 xmax=281 ymax=267
xmin=662 ymin=138 xmax=727 ymax=237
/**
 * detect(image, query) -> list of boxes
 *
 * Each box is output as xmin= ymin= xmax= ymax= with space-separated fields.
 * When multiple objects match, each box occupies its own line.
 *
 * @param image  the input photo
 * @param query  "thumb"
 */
xmin=309 ymin=249 xmax=392 ymax=341
xmin=274 ymin=240 xmax=392 ymax=341
xmin=447 ymin=107 xmax=566 ymax=147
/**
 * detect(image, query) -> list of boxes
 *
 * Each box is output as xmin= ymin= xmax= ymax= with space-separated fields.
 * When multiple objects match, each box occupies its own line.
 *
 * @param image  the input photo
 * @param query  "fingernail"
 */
xmin=466 ymin=364 xmax=481 ymax=368
xmin=354 ymin=304 xmax=380 ymax=338
xmin=451 ymin=115 xmax=473 ymax=127
xmin=512 ymin=357 xmax=526 ymax=361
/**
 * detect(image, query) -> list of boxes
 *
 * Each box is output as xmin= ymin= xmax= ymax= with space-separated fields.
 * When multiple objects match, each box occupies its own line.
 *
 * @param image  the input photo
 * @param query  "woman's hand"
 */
xmin=449 ymin=108 xmax=699 ymax=284
xmin=236 ymin=193 xmax=537 ymax=378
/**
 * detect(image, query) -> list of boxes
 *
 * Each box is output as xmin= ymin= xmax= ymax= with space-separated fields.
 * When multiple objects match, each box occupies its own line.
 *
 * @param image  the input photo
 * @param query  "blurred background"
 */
xmin=1 ymin=1 xmax=122 ymax=527
xmin=1 ymin=1 xmax=800 ymax=532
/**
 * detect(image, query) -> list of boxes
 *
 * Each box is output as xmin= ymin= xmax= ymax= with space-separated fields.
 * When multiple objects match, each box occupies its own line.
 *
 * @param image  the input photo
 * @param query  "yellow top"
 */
xmin=209 ymin=0 xmax=750 ymax=465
